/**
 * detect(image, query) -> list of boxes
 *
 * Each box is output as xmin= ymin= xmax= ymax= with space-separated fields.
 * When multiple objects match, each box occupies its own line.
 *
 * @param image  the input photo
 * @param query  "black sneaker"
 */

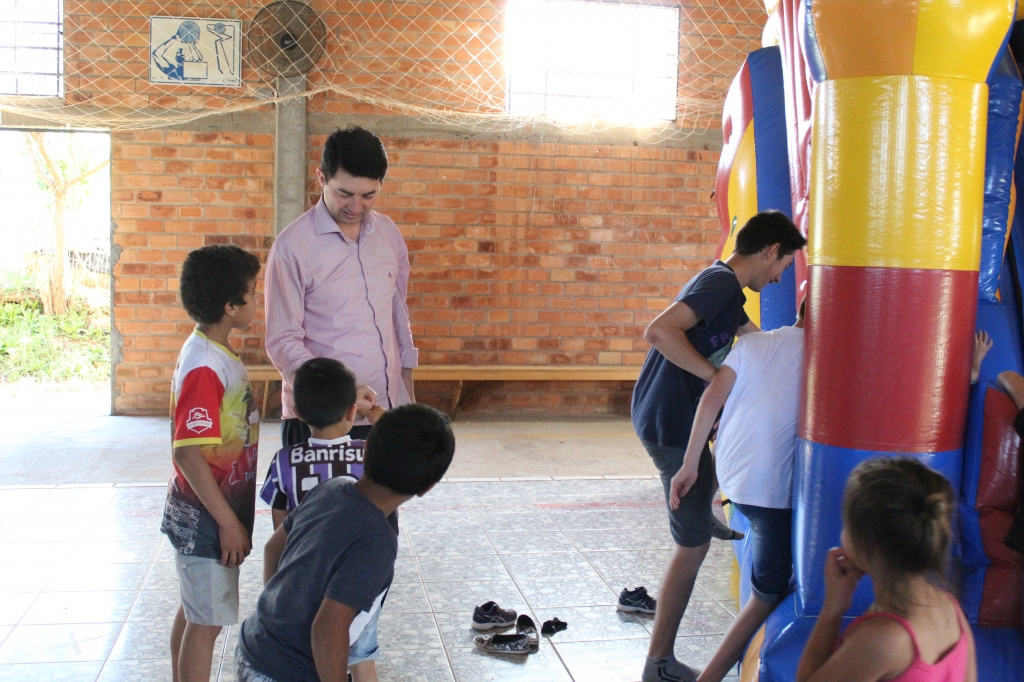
xmin=472 ymin=601 xmax=517 ymax=630
xmin=617 ymin=586 xmax=657 ymax=614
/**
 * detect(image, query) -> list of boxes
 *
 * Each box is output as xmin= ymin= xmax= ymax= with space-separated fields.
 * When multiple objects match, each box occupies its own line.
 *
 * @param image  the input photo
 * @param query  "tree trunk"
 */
xmin=50 ymin=187 xmax=68 ymax=315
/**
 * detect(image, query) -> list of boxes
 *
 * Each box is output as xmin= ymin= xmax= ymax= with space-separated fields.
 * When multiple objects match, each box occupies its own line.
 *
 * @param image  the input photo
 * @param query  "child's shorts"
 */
xmin=349 ymin=606 xmax=383 ymax=664
xmin=175 ymin=554 xmax=240 ymax=626
xmin=731 ymin=503 xmax=793 ymax=606
xmin=233 ymin=609 xmax=382 ymax=681
xmin=644 ymin=440 xmax=716 ymax=548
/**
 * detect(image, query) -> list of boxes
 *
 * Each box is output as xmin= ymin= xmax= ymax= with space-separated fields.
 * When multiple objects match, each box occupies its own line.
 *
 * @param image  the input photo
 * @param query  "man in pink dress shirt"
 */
xmin=264 ymin=126 xmax=418 ymax=450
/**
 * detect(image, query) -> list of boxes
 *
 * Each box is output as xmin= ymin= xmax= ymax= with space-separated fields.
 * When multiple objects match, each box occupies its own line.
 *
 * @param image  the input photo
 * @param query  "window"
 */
xmin=505 ymin=0 xmax=679 ymax=123
xmin=0 ymin=0 xmax=63 ymax=96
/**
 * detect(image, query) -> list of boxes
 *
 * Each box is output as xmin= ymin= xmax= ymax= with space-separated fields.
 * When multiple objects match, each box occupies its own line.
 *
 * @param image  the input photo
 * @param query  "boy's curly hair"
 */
xmin=180 ymin=245 xmax=261 ymax=324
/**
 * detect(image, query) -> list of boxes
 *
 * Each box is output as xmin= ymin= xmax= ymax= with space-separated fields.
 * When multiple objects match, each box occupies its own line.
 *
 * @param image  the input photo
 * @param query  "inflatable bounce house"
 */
xmin=715 ymin=1 xmax=1024 ymax=679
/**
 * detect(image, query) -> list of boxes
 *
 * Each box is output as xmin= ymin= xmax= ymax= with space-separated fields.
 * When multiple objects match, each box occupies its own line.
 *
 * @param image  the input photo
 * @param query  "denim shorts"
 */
xmin=349 ymin=605 xmax=383 ymax=663
xmin=643 ymin=440 xmax=715 ymax=548
xmin=234 ymin=608 xmax=382 ymax=681
xmin=732 ymin=502 xmax=793 ymax=605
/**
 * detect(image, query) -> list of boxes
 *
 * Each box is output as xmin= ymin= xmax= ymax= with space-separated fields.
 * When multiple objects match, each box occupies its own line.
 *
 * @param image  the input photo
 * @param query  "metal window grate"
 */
xmin=505 ymin=0 xmax=679 ymax=123
xmin=0 ymin=0 xmax=63 ymax=97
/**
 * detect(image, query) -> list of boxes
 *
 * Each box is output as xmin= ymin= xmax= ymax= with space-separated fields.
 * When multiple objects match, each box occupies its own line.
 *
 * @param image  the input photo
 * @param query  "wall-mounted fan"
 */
xmin=246 ymin=1 xmax=327 ymax=79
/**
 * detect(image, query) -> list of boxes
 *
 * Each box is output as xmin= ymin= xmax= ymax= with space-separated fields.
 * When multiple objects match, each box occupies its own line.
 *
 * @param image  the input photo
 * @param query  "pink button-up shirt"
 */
xmin=264 ymin=199 xmax=418 ymax=421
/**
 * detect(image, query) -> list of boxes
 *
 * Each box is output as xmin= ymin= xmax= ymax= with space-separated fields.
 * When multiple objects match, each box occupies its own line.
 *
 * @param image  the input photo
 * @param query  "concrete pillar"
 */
xmin=275 ymin=75 xmax=307 ymax=234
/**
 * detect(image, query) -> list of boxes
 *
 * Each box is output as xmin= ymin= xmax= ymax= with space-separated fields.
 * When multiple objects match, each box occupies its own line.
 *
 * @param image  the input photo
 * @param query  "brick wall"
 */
xmin=309 ymin=135 xmax=721 ymax=415
xmin=89 ymin=0 xmax=758 ymax=415
xmin=110 ymin=130 xmax=274 ymax=414
xmin=64 ymin=0 xmax=764 ymax=132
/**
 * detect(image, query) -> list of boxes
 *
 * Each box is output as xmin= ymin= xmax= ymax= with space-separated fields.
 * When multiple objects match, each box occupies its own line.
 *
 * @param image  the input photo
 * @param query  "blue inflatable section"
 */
xmin=973 ymin=627 xmax=1024 ymax=682
xmin=754 ymin=593 xmax=852 ymax=682
xmin=748 ymin=46 xmax=798 ymax=332
xmin=960 ymin=381 xmax=998 ymax=622
xmin=979 ymin=46 xmax=1023 ymax=302
xmin=728 ymin=505 xmax=753 ymax=607
xmin=751 ymin=594 xmax=1024 ymax=682
xmin=792 ymin=440 xmax=962 ymax=616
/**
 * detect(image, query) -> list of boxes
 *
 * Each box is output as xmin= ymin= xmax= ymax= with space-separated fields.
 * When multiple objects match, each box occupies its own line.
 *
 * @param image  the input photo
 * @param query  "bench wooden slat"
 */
xmin=244 ymin=363 xmax=640 ymax=418
xmin=245 ymin=364 xmax=640 ymax=382
xmin=413 ymin=365 xmax=641 ymax=382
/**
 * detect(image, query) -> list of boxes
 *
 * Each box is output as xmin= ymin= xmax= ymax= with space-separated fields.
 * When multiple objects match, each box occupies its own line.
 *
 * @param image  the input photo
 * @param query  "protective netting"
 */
xmin=1 ymin=0 xmax=766 ymax=140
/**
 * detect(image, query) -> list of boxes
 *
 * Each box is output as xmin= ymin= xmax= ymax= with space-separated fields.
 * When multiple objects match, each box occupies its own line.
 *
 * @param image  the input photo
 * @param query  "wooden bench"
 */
xmin=246 ymin=364 xmax=641 ymax=418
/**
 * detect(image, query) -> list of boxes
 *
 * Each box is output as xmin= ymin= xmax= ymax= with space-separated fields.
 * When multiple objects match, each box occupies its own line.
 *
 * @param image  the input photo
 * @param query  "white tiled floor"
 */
xmin=0 ymin=479 xmax=739 ymax=682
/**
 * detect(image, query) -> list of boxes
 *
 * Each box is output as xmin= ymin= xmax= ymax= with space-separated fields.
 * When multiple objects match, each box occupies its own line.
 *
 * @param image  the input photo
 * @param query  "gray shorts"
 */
xmin=175 ymin=554 xmax=239 ymax=626
xmin=643 ymin=440 xmax=715 ymax=548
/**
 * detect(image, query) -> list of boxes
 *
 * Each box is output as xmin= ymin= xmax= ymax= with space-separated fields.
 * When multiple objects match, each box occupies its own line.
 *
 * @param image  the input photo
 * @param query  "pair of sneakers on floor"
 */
xmin=471 ymin=602 xmax=568 ymax=654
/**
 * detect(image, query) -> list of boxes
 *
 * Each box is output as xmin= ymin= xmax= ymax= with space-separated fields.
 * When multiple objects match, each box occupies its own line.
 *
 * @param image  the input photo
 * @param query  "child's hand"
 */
xmin=355 ymin=384 xmax=378 ymax=415
xmin=972 ymin=330 xmax=993 ymax=382
xmin=822 ymin=547 xmax=864 ymax=616
xmin=218 ymin=517 xmax=252 ymax=569
xmin=669 ymin=464 xmax=699 ymax=510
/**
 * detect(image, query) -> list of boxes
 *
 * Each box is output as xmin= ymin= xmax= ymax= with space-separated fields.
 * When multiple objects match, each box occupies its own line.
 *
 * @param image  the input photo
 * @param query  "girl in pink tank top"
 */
xmin=796 ymin=457 xmax=977 ymax=682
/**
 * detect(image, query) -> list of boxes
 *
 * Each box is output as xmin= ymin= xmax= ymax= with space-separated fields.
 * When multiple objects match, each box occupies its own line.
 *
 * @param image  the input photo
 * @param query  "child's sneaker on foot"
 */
xmin=617 ymin=586 xmax=657 ymax=614
xmin=641 ymin=654 xmax=700 ymax=682
xmin=472 ymin=601 xmax=517 ymax=630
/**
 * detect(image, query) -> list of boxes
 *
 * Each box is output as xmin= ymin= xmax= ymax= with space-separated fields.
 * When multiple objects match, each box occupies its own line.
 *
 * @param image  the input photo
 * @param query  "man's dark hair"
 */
xmin=734 ymin=210 xmax=806 ymax=258
xmin=180 ymin=245 xmax=261 ymax=324
xmin=293 ymin=358 xmax=357 ymax=429
xmin=321 ymin=126 xmax=388 ymax=181
xmin=364 ymin=404 xmax=455 ymax=495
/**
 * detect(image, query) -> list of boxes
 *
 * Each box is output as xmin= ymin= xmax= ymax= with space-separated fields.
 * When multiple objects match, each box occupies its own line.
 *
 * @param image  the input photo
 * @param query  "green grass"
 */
xmin=0 ymin=296 xmax=110 ymax=383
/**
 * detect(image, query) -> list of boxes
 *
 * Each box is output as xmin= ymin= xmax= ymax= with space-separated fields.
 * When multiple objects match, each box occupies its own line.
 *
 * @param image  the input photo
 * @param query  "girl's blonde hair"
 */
xmin=842 ymin=457 xmax=955 ymax=613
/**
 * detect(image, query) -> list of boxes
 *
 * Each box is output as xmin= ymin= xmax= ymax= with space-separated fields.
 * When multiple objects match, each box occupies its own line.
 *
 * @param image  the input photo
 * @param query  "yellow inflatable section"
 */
xmin=719 ymin=122 xmax=762 ymax=328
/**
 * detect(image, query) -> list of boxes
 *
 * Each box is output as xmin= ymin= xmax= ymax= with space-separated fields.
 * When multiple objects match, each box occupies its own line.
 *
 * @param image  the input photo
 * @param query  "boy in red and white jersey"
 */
xmin=160 ymin=244 xmax=262 ymax=682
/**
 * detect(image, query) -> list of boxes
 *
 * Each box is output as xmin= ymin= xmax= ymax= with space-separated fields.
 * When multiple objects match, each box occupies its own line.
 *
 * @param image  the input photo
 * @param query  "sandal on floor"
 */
xmin=474 ymin=633 xmax=532 ymax=655
xmin=710 ymin=515 xmax=744 ymax=541
xmin=516 ymin=614 xmax=539 ymax=653
xmin=541 ymin=618 xmax=568 ymax=636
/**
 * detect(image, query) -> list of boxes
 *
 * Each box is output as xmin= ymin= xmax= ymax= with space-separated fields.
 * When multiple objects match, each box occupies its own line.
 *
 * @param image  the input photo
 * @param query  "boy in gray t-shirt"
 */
xmin=236 ymin=404 xmax=455 ymax=682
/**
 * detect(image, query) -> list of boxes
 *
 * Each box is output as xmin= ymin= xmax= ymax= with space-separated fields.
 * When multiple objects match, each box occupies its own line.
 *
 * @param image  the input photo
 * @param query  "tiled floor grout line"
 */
xmin=0 ymin=475 xmax=660 ymax=492
xmin=455 ymin=482 xmax=547 ymax=682
xmin=0 ymin=479 xmax=737 ymax=681
xmin=416 ymin=486 xmax=469 ymax=682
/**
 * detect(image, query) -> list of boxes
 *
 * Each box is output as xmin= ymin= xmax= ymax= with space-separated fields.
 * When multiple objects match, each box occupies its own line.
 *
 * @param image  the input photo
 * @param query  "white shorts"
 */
xmin=175 ymin=554 xmax=239 ymax=626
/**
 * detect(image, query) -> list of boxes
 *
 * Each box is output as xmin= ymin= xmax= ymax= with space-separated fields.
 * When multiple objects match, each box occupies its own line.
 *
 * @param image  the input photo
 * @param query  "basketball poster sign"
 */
xmin=149 ymin=16 xmax=242 ymax=87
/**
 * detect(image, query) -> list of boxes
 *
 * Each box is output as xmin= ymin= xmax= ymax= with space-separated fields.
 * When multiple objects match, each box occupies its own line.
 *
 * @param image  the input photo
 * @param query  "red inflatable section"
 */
xmin=978 ymin=387 xmax=1024 ymax=628
xmin=801 ymin=266 xmax=976 ymax=452
xmin=777 ymin=0 xmax=815 ymax=292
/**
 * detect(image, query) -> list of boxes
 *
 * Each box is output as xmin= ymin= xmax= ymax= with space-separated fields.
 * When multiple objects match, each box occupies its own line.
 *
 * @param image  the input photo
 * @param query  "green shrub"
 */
xmin=0 ymin=298 xmax=109 ymax=383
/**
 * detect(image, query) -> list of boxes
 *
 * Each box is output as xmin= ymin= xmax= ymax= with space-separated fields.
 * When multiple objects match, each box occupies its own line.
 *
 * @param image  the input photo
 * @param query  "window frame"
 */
xmin=503 ymin=0 xmax=680 ymax=123
xmin=0 ymin=0 xmax=65 ymax=98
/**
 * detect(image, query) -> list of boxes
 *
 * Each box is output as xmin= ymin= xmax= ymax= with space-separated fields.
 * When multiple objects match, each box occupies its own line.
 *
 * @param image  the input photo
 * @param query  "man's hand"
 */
xmin=822 ymin=547 xmax=863 ymax=617
xmin=355 ymin=385 xmax=378 ymax=414
xmin=669 ymin=464 xmax=699 ymax=510
xmin=218 ymin=517 xmax=252 ymax=569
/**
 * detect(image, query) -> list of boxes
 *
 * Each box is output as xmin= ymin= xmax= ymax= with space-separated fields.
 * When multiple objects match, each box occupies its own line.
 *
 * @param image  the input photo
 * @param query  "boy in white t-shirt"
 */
xmin=668 ymin=299 xmax=806 ymax=682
